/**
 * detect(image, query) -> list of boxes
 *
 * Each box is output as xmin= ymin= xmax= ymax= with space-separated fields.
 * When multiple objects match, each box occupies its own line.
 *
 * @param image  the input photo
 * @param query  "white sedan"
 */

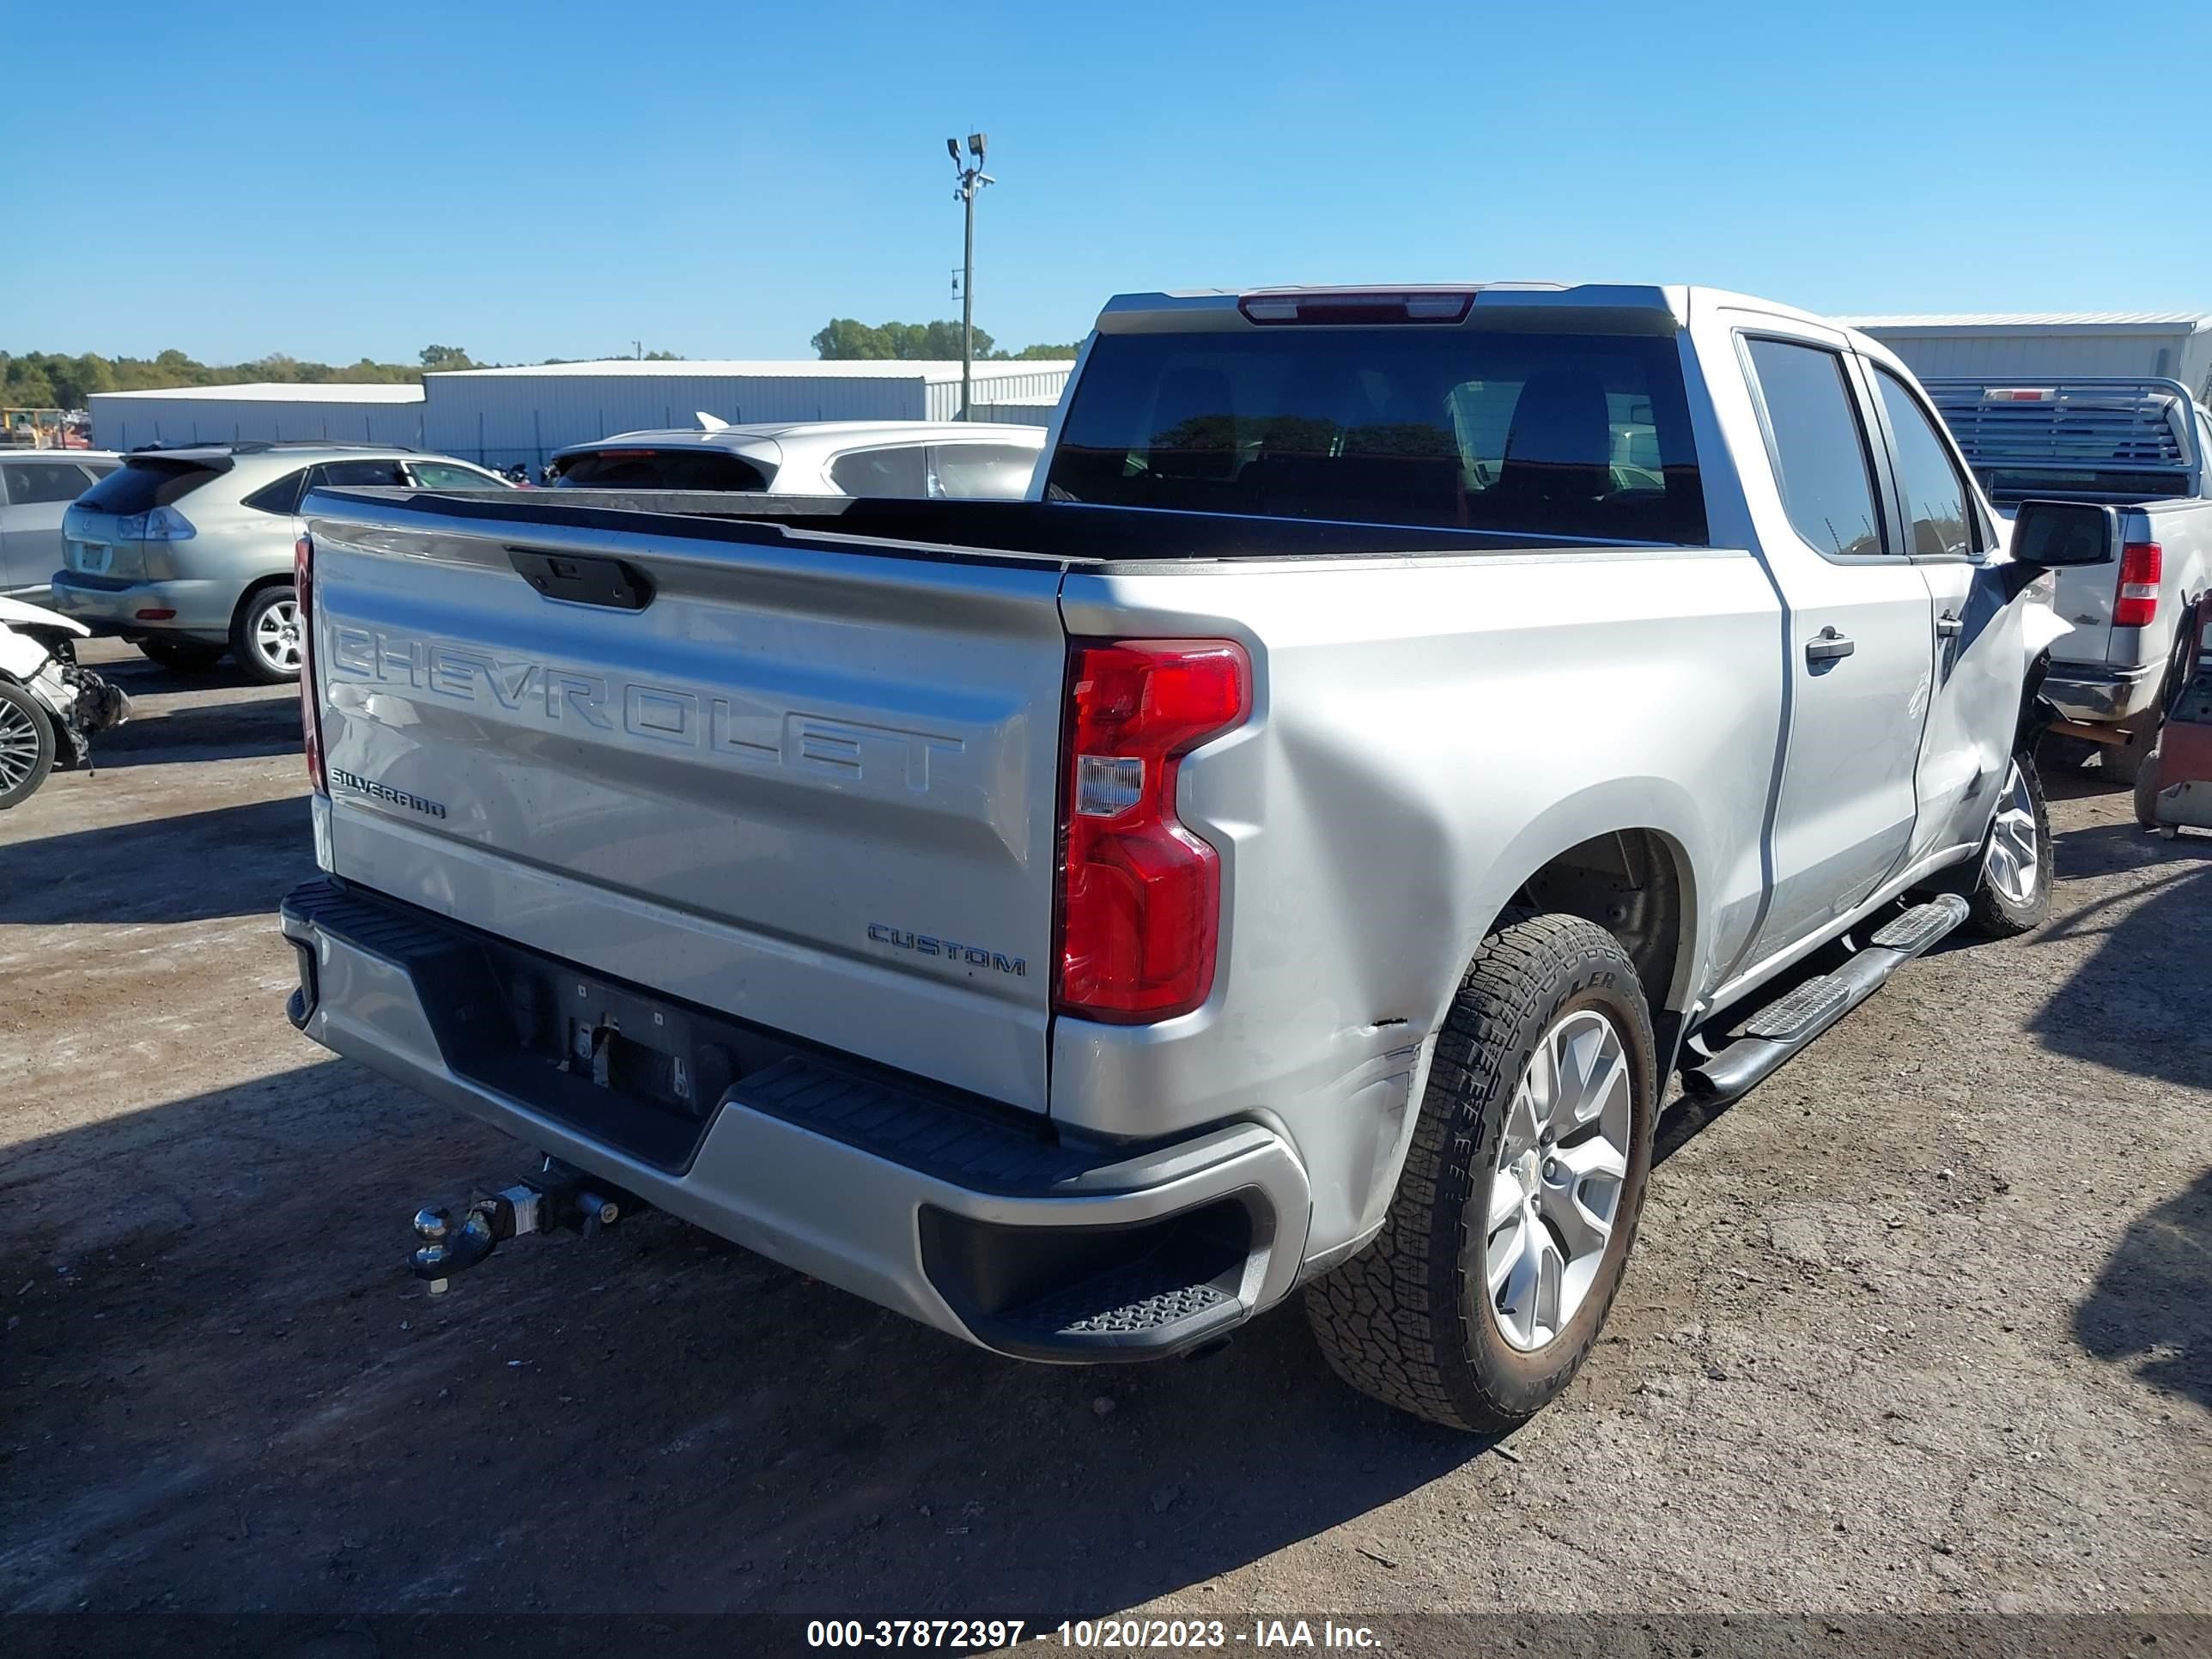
xmin=547 ymin=419 xmax=1046 ymax=498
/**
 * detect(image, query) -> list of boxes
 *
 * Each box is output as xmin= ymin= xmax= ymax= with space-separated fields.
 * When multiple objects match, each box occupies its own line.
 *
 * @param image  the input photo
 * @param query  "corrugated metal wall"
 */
xmin=381 ymin=364 xmax=1079 ymax=470
xmin=1861 ymin=328 xmax=2212 ymax=402
xmin=421 ymin=372 xmax=945 ymax=468
xmin=969 ymin=401 xmax=1061 ymax=428
xmin=923 ymin=367 xmax=1072 ymax=422
xmin=89 ymin=394 xmax=425 ymax=452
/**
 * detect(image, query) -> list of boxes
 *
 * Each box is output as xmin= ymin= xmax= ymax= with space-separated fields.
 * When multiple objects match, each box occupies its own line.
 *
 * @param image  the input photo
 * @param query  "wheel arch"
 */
xmin=1443 ymin=780 xmax=1715 ymax=1055
xmin=229 ymin=569 xmax=296 ymax=633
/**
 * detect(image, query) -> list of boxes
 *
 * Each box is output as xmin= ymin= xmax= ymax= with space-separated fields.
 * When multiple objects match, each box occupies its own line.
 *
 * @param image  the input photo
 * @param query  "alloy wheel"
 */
xmin=1984 ymin=758 xmax=2040 ymax=908
xmin=0 ymin=695 xmax=40 ymax=792
xmin=253 ymin=599 xmax=303 ymax=676
xmin=1486 ymin=1007 xmax=1634 ymax=1352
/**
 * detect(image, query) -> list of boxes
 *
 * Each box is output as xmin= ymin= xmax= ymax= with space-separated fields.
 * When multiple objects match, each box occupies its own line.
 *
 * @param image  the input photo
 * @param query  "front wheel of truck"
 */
xmin=1304 ymin=914 xmax=1656 ymax=1434
xmin=1961 ymin=751 xmax=2052 ymax=939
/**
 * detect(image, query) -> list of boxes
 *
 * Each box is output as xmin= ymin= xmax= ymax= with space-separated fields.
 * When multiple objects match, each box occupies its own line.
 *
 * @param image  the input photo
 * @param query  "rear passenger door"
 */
xmin=1740 ymin=333 xmax=1936 ymax=963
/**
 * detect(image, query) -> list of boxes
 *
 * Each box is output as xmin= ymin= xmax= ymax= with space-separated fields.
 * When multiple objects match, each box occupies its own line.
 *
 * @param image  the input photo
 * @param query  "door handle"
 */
xmin=1935 ymin=611 xmax=1963 ymax=637
xmin=1805 ymin=626 xmax=1855 ymax=665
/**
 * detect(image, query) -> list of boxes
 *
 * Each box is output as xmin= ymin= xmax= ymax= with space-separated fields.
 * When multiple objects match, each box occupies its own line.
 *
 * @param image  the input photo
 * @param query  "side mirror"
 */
xmin=2010 ymin=499 xmax=2120 ymax=569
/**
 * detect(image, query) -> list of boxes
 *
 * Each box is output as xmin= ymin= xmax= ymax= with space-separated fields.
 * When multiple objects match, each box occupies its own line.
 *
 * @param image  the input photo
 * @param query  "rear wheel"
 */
xmin=232 ymin=584 xmax=302 ymax=684
xmin=0 ymin=681 xmax=57 ymax=809
xmin=2037 ymin=731 xmax=2096 ymax=775
xmin=2133 ymin=731 xmax=2166 ymax=829
xmin=2101 ymin=725 xmax=2154 ymax=787
xmin=138 ymin=639 xmax=227 ymax=674
xmin=1963 ymin=752 xmax=2052 ymax=938
xmin=1304 ymin=915 xmax=1656 ymax=1432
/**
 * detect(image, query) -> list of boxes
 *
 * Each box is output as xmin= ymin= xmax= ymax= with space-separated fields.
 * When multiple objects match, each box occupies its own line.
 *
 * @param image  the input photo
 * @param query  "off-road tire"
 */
xmin=138 ymin=639 xmax=227 ymax=674
xmin=1964 ymin=751 xmax=2053 ymax=939
xmin=2133 ymin=732 xmax=2165 ymax=829
xmin=0 ymin=680 xmax=57 ymax=810
xmin=1304 ymin=914 xmax=1656 ymax=1433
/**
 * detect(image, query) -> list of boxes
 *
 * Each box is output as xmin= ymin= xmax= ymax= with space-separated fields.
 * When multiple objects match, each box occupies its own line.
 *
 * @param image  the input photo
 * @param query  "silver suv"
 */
xmin=1 ymin=451 xmax=121 ymax=601
xmin=51 ymin=443 xmax=509 ymax=681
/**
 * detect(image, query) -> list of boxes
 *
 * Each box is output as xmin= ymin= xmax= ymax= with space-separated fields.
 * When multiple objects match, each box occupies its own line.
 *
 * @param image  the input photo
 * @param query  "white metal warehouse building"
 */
xmin=421 ymin=360 xmax=1076 ymax=470
xmin=88 ymin=382 xmax=426 ymax=452
xmin=1840 ymin=313 xmax=2212 ymax=404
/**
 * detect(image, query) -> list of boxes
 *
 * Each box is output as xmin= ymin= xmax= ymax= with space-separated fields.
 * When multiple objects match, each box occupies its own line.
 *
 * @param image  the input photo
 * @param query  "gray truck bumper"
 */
xmin=280 ymin=878 xmax=1310 ymax=1361
xmin=2045 ymin=660 xmax=2160 ymax=725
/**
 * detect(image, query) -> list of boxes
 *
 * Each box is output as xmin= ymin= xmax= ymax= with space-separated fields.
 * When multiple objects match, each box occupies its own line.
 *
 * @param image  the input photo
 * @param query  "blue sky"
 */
xmin=7 ymin=0 xmax=2207 ymax=364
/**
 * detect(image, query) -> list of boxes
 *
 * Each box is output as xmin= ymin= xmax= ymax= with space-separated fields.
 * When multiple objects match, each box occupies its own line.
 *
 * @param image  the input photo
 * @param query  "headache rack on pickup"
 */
xmin=1923 ymin=377 xmax=2207 ymax=504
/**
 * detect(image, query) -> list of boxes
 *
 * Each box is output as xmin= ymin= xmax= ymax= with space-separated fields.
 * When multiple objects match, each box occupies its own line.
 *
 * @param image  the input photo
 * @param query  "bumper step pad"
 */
xmin=1004 ymin=1261 xmax=1235 ymax=1340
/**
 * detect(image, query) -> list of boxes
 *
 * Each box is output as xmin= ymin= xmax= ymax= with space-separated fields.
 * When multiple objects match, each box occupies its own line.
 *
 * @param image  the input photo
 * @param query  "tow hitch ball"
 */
xmin=410 ymin=1158 xmax=632 ymax=1292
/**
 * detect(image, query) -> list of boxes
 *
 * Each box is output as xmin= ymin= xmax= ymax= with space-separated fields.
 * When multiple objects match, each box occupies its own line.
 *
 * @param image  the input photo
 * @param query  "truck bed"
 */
xmin=328 ymin=484 xmax=1658 ymax=568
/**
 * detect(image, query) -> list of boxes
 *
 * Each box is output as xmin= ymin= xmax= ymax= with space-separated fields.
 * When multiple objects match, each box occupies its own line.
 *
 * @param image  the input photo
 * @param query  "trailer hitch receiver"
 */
xmin=410 ymin=1159 xmax=633 ymax=1291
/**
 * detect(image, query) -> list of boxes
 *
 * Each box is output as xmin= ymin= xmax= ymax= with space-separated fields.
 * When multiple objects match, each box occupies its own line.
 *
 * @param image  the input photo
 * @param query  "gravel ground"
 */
xmin=1 ymin=641 xmax=2206 ymax=1642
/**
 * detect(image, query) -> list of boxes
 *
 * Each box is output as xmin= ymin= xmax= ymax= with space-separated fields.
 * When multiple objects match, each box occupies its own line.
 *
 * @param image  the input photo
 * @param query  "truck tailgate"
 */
xmin=302 ymin=495 xmax=1068 ymax=1112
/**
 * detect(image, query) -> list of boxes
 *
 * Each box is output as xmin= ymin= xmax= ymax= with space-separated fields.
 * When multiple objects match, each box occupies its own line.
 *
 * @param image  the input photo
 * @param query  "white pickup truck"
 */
xmin=279 ymin=284 xmax=2112 ymax=1431
xmin=1925 ymin=377 xmax=2212 ymax=781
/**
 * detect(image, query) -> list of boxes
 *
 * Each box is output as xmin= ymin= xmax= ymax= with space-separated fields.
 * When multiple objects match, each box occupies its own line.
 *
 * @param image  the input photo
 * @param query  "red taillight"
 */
xmin=1055 ymin=639 xmax=1251 ymax=1024
xmin=2115 ymin=541 xmax=2161 ymax=629
xmin=296 ymin=534 xmax=326 ymax=795
xmin=133 ymin=608 xmax=177 ymax=621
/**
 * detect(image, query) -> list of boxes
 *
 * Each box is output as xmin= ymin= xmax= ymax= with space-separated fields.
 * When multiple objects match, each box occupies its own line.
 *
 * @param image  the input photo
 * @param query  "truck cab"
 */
xmin=276 ymin=283 xmax=2106 ymax=1431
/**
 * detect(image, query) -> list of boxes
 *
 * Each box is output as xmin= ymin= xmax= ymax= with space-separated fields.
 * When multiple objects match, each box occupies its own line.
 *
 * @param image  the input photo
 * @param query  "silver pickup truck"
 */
xmin=279 ymin=283 xmax=2112 ymax=1432
xmin=1926 ymin=378 xmax=2212 ymax=781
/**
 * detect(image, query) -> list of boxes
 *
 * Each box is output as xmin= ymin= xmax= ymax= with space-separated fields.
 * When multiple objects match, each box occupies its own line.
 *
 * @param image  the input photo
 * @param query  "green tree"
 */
xmin=418 ymin=344 xmax=475 ymax=372
xmin=811 ymin=319 xmax=896 ymax=360
xmin=986 ymin=342 xmax=1081 ymax=361
xmin=812 ymin=319 xmax=995 ymax=361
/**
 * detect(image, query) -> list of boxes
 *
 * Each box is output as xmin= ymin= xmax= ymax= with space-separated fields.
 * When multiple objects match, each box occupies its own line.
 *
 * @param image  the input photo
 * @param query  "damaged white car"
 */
xmin=0 ymin=596 xmax=131 ymax=808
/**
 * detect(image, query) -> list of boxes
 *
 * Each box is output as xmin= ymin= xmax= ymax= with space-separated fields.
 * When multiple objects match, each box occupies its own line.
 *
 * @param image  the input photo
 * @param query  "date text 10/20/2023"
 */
xmin=805 ymin=1619 xmax=1382 ymax=1649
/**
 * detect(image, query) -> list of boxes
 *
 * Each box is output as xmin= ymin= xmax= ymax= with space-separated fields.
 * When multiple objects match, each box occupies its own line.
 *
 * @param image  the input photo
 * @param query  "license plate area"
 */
xmin=71 ymin=541 xmax=112 ymax=574
xmin=422 ymin=936 xmax=820 ymax=1173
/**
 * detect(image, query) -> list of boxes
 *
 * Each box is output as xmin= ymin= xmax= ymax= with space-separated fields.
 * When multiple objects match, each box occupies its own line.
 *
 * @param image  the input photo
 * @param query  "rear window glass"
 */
xmin=554 ymin=449 xmax=771 ymax=491
xmin=243 ymin=469 xmax=312 ymax=515
xmin=1046 ymin=328 xmax=1705 ymax=543
xmin=315 ymin=459 xmax=407 ymax=488
xmin=1977 ymin=466 xmax=2189 ymax=507
xmin=76 ymin=458 xmax=226 ymax=514
xmin=933 ymin=443 xmax=1040 ymax=500
xmin=3 ymin=460 xmax=100 ymax=506
xmin=829 ymin=446 xmax=929 ymax=497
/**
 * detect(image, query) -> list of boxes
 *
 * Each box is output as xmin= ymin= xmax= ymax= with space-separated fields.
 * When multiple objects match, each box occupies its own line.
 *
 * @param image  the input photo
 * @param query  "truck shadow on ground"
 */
xmin=88 ymin=695 xmax=304 ymax=769
xmin=0 ymin=796 xmax=313 ymax=925
xmin=0 ymin=1058 xmax=1489 ymax=1621
xmin=2073 ymin=1168 xmax=2212 ymax=1413
xmin=87 ymin=654 xmax=303 ymax=769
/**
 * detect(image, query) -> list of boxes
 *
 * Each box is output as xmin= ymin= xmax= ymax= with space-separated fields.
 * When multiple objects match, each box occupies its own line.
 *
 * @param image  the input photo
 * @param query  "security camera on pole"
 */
xmin=946 ymin=132 xmax=993 ymax=422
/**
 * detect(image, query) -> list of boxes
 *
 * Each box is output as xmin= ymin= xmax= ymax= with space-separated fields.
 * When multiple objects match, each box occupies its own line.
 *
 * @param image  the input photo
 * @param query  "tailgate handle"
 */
xmin=507 ymin=549 xmax=653 ymax=611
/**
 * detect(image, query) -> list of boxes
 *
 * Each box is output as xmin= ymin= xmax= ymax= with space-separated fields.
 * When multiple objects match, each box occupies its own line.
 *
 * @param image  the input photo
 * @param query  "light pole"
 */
xmin=946 ymin=132 xmax=993 ymax=421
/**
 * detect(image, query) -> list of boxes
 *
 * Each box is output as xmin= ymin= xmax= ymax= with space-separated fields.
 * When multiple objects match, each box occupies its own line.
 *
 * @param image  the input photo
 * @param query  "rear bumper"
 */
xmin=2045 ymin=659 xmax=2160 ymax=726
xmin=47 ymin=571 xmax=235 ymax=643
xmin=279 ymin=878 xmax=1310 ymax=1360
